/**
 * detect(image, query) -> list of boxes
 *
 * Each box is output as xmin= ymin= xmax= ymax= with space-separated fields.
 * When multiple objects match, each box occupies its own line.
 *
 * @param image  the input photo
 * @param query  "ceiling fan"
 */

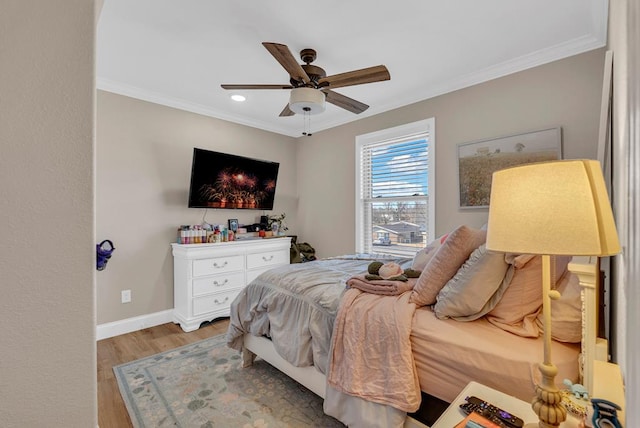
xmin=221 ymin=42 xmax=390 ymax=117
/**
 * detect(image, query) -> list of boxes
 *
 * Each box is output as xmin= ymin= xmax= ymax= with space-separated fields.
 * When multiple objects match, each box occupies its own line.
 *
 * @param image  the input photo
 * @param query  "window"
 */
xmin=355 ymin=119 xmax=435 ymax=257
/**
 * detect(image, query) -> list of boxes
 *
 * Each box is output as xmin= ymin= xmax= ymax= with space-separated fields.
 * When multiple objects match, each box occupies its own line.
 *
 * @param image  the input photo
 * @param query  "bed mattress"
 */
xmin=410 ymin=306 xmax=581 ymax=402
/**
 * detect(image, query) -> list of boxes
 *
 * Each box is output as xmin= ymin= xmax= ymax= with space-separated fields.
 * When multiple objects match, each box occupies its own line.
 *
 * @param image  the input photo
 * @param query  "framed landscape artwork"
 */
xmin=457 ymin=127 xmax=562 ymax=208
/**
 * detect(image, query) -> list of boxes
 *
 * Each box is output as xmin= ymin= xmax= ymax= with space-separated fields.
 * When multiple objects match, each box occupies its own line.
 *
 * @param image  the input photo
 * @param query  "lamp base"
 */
xmin=530 ymin=362 xmax=567 ymax=428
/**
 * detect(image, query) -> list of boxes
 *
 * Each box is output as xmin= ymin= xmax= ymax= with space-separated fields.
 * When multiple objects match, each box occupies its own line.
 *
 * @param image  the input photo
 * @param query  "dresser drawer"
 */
xmin=192 ymin=288 xmax=241 ymax=316
xmin=192 ymin=271 xmax=245 ymax=296
xmin=192 ymin=255 xmax=244 ymax=277
xmin=247 ymin=266 xmax=278 ymax=284
xmin=246 ymin=250 xmax=288 ymax=270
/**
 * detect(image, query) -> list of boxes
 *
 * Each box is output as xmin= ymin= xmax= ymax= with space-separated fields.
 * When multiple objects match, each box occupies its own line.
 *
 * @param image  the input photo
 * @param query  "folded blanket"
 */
xmin=347 ymin=275 xmax=417 ymax=296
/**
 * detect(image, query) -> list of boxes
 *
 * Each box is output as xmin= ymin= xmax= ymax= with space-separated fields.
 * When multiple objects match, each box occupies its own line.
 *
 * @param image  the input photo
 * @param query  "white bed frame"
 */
xmin=568 ymin=256 xmax=605 ymax=395
xmin=241 ymin=258 xmax=601 ymax=428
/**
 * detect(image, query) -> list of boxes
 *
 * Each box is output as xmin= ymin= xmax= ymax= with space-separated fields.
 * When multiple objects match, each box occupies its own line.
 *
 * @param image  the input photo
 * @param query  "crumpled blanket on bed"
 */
xmin=326 ymin=288 xmax=420 ymax=414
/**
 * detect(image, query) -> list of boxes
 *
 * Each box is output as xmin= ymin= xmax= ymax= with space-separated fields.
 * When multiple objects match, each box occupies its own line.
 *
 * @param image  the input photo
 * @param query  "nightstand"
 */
xmin=431 ymin=382 xmax=538 ymax=428
xmin=431 ymin=381 xmax=586 ymax=428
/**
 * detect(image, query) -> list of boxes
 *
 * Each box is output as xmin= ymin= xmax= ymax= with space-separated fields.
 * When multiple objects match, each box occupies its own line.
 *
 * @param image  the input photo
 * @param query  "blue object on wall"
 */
xmin=97 ymin=240 xmax=115 ymax=271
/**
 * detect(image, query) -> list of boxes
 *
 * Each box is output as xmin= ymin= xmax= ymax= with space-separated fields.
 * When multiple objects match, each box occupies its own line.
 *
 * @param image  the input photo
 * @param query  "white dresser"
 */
xmin=171 ymin=237 xmax=291 ymax=332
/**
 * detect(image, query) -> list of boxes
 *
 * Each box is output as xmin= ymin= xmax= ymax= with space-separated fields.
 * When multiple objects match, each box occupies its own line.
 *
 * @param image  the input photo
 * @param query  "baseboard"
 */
xmin=96 ymin=309 xmax=174 ymax=341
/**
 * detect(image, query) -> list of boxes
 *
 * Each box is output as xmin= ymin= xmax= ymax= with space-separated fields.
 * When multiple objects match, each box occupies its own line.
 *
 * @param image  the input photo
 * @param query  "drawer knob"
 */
xmin=214 ymin=296 xmax=230 ymax=305
xmin=213 ymin=261 xmax=228 ymax=268
xmin=213 ymin=279 xmax=229 ymax=287
xmin=262 ymin=255 xmax=274 ymax=262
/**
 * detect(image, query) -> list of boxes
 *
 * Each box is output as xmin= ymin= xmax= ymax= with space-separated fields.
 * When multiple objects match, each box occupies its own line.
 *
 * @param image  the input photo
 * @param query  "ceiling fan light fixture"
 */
xmin=288 ymin=87 xmax=325 ymax=115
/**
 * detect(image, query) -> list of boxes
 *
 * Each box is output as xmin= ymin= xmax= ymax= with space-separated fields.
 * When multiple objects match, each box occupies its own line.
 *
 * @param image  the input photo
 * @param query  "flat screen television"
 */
xmin=188 ymin=148 xmax=280 ymax=210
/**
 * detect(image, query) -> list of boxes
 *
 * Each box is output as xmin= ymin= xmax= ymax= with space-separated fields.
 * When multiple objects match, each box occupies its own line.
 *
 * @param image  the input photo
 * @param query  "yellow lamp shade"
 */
xmin=486 ymin=159 xmax=620 ymax=256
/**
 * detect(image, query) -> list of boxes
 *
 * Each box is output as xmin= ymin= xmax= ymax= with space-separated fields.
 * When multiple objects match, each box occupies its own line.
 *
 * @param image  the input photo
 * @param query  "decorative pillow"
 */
xmin=433 ymin=245 xmax=509 ymax=321
xmin=409 ymin=225 xmax=486 ymax=307
xmin=536 ymin=271 xmax=582 ymax=343
xmin=487 ymin=254 xmax=572 ymax=337
xmin=411 ymin=232 xmax=449 ymax=271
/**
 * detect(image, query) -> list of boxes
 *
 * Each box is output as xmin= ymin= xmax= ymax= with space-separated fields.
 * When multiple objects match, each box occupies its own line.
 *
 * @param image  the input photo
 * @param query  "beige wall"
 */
xmin=297 ymin=49 xmax=606 ymax=259
xmin=96 ymin=91 xmax=297 ymax=324
xmin=97 ymin=49 xmax=605 ymax=326
xmin=609 ymin=1 xmax=640 ymax=420
xmin=0 ymin=1 xmax=97 ymax=426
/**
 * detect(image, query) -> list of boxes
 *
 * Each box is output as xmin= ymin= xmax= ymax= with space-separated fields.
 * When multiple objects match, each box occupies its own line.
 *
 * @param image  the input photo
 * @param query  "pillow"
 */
xmin=411 ymin=232 xmax=449 ymax=271
xmin=409 ymin=225 xmax=486 ymax=307
xmin=536 ymin=271 xmax=582 ymax=343
xmin=487 ymin=254 xmax=572 ymax=337
xmin=433 ymin=245 xmax=509 ymax=321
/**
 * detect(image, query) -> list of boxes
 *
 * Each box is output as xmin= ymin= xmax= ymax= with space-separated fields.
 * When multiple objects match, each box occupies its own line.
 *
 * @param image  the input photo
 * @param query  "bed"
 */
xmin=226 ymin=224 xmax=599 ymax=428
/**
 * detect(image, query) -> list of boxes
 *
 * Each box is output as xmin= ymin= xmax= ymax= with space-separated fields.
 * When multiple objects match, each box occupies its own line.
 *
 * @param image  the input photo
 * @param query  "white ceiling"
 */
xmin=97 ymin=0 xmax=608 ymax=138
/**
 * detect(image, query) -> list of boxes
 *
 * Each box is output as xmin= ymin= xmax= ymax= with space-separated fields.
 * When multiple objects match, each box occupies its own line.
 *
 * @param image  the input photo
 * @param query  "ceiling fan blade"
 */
xmin=279 ymin=104 xmax=295 ymax=117
xmin=221 ymin=84 xmax=293 ymax=90
xmin=318 ymin=65 xmax=390 ymax=89
xmin=322 ymin=89 xmax=369 ymax=114
xmin=262 ymin=42 xmax=310 ymax=84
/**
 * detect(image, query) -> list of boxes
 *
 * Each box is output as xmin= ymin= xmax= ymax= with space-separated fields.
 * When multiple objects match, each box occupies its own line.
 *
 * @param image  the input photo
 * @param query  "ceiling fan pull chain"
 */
xmin=302 ymin=108 xmax=313 ymax=136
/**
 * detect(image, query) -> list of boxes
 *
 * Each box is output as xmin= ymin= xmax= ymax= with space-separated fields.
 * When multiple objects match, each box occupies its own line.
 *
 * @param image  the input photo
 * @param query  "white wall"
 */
xmin=297 ymin=50 xmax=606 ymax=259
xmin=0 ymin=1 xmax=96 ymax=426
xmin=96 ymin=91 xmax=297 ymax=325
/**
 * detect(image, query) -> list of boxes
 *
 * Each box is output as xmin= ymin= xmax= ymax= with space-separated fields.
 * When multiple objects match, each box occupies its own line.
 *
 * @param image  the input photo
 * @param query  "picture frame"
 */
xmin=228 ymin=218 xmax=238 ymax=232
xmin=457 ymin=127 xmax=562 ymax=208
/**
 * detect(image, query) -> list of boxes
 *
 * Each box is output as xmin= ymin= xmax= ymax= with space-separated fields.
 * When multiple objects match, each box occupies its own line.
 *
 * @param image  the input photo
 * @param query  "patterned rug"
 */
xmin=114 ymin=334 xmax=344 ymax=428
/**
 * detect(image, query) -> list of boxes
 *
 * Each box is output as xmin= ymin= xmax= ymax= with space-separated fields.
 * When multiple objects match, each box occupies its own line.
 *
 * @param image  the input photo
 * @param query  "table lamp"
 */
xmin=485 ymin=159 xmax=620 ymax=428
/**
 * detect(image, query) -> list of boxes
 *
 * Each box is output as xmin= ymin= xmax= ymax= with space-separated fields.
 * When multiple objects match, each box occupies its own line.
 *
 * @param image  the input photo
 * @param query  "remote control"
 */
xmin=459 ymin=396 xmax=524 ymax=428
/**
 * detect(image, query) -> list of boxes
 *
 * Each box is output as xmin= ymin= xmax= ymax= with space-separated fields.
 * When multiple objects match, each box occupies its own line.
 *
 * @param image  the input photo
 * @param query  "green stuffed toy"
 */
xmin=365 ymin=261 xmax=421 ymax=282
xmin=368 ymin=261 xmax=384 ymax=275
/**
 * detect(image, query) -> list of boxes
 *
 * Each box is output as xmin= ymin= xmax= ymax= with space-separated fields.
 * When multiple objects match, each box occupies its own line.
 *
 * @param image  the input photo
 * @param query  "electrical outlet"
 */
xmin=121 ymin=289 xmax=131 ymax=303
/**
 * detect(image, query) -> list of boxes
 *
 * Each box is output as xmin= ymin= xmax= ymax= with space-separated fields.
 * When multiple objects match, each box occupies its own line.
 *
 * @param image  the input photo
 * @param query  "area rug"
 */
xmin=114 ymin=334 xmax=344 ymax=428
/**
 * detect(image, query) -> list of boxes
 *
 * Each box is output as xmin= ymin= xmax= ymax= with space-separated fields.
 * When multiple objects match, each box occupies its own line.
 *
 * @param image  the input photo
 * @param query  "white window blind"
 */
xmin=356 ymin=119 xmax=435 ymax=257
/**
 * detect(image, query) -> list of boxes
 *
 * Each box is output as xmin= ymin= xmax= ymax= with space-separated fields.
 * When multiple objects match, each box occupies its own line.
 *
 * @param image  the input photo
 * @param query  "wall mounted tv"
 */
xmin=188 ymin=148 xmax=280 ymax=210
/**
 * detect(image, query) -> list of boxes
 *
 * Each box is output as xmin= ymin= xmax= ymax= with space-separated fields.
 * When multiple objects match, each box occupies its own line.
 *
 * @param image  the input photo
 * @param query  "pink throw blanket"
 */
xmin=327 ymin=288 xmax=420 ymax=412
xmin=346 ymin=275 xmax=417 ymax=296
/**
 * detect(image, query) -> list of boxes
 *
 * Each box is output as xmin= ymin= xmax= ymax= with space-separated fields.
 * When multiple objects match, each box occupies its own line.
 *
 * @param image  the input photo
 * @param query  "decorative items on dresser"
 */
xmin=171 ymin=237 xmax=291 ymax=332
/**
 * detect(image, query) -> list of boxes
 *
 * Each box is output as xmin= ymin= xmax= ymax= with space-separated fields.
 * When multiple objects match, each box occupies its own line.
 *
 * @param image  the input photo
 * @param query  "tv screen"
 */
xmin=188 ymin=148 xmax=280 ymax=210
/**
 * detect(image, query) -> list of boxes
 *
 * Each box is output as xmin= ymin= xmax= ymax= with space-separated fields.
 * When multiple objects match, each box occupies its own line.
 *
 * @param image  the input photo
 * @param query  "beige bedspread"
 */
xmin=411 ymin=306 xmax=581 ymax=403
xmin=326 ymin=288 xmax=420 ymax=413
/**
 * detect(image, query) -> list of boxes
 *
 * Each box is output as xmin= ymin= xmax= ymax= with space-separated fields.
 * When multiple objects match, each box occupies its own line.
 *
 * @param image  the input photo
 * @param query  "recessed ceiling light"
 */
xmin=230 ymin=94 xmax=246 ymax=102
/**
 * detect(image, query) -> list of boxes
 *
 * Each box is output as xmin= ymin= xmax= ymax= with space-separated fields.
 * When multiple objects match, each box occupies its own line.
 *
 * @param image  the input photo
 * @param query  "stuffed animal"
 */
xmin=365 ymin=261 xmax=421 ymax=282
xmin=564 ymin=378 xmax=589 ymax=400
xmin=368 ymin=261 xmax=384 ymax=275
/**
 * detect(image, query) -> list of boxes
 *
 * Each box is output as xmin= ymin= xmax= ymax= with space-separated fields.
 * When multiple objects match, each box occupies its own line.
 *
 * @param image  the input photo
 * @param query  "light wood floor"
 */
xmin=97 ymin=318 xmax=230 ymax=428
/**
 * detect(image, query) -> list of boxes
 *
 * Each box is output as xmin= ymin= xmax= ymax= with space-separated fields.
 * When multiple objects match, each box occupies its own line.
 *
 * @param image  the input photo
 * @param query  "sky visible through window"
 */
xmin=370 ymin=138 xmax=428 ymax=198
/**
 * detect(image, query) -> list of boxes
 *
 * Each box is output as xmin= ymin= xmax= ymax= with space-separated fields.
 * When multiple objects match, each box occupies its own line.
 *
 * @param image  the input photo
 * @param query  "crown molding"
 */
xmin=96 ymin=78 xmax=300 ymax=137
xmin=97 ymin=33 xmax=606 ymax=139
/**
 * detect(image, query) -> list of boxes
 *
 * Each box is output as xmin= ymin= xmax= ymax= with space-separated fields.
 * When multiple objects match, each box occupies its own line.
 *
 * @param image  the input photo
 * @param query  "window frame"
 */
xmin=355 ymin=118 xmax=436 ymax=254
